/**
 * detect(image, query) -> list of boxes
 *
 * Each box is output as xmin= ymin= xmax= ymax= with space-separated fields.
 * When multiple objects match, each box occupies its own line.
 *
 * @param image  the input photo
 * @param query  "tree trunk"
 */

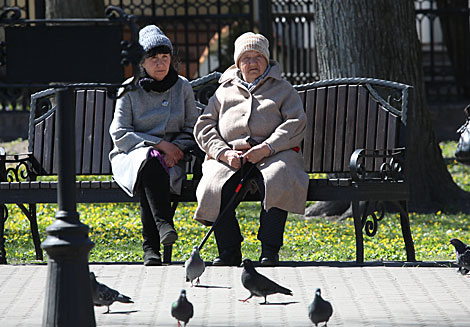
xmin=436 ymin=0 xmax=470 ymax=97
xmin=308 ymin=0 xmax=470 ymax=218
xmin=45 ymin=0 xmax=105 ymax=18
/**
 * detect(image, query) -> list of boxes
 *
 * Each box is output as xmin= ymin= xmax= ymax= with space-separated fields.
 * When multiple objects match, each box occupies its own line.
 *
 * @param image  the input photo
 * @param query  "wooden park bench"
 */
xmin=0 ymin=74 xmax=416 ymax=264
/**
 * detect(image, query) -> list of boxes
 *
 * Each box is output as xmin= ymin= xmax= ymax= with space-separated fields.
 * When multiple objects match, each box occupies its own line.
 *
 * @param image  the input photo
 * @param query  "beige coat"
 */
xmin=193 ymin=61 xmax=309 ymax=223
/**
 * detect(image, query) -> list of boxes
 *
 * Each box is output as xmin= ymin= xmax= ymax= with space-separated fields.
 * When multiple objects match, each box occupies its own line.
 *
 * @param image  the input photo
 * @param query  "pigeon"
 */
xmin=449 ymin=238 xmax=470 ymax=275
xmin=171 ymin=289 xmax=194 ymax=327
xmin=89 ymin=271 xmax=133 ymax=313
xmin=240 ymin=258 xmax=292 ymax=304
xmin=308 ymin=288 xmax=333 ymax=326
xmin=185 ymin=245 xmax=205 ymax=286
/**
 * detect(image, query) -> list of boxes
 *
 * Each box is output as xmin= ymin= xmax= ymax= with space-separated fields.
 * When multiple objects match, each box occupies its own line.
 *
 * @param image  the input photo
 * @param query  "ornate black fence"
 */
xmin=106 ymin=0 xmax=253 ymax=79
xmin=269 ymin=0 xmax=470 ymax=102
xmin=0 ymin=0 xmax=468 ymax=113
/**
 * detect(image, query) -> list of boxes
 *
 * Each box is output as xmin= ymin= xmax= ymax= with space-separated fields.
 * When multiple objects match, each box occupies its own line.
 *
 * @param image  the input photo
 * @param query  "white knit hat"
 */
xmin=233 ymin=32 xmax=270 ymax=67
xmin=139 ymin=25 xmax=173 ymax=53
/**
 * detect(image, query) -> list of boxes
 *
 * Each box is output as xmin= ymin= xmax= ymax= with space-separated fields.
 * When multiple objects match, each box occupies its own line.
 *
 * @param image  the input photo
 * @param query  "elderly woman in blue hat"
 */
xmin=109 ymin=25 xmax=198 ymax=266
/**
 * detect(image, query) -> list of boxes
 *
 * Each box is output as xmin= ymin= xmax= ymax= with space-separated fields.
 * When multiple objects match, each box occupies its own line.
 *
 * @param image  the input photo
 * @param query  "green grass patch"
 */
xmin=3 ymin=141 xmax=470 ymax=264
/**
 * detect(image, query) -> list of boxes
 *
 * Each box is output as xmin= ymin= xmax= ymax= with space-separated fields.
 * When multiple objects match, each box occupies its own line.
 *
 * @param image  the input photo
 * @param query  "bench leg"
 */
xmin=0 ymin=204 xmax=7 ymax=264
xmin=17 ymin=203 xmax=43 ymax=261
xmin=352 ymin=201 xmax=364 ymax=264
xmin=396 ymin=200 xmax=416 ymax=262
xmin=163 ymin=244 xmax=172 ymax=264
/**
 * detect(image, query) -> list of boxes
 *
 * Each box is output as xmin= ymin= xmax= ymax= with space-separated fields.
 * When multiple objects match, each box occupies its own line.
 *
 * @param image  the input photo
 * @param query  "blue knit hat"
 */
xmin=139 ymin=25 xmax=173 ymax=53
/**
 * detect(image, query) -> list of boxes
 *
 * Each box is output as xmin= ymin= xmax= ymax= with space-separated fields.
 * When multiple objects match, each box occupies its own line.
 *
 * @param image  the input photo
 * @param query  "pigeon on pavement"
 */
xmin=449 ymin=238 xmax=470 ymax=275
xmin=240 ymin=258 xmax=292 ymax=304
xmin=171 ymin=289 xmax=194 ymax=327
xmin=89 ymin=271 xmax=133 ymax=313
xmin=308 ymin=288 xmax=333 ymax=326
xmin=185 ymin=245 xmax=205 ymax=286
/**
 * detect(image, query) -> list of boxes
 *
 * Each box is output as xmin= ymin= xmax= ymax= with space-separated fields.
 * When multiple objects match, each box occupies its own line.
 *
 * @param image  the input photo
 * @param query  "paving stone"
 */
xmin=0 ymin=263 xmax=469 ymax=326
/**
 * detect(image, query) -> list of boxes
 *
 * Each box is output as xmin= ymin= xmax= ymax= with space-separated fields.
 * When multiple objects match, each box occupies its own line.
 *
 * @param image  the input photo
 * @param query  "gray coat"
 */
xmin=109 ymin=76 xmax=198 ymax=196
xmin=193 ymin=61 xmax=309 ymax=223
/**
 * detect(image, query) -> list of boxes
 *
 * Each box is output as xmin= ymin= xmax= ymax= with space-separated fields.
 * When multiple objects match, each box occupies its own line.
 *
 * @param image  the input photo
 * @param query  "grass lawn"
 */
xmin=3 ymin=141 xmax=470 ymax=264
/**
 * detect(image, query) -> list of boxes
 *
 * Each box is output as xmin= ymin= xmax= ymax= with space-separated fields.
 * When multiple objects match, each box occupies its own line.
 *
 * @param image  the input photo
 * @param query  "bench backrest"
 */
xmin=29 ymin=89 xmax=115 ymax=176
xmin=28 ymin=73 xmax=221 ymax=177
xmin=295 ymin=78 xmax=410 ymax=174
xmin=28 ymin=75 xmax=410 ymax=178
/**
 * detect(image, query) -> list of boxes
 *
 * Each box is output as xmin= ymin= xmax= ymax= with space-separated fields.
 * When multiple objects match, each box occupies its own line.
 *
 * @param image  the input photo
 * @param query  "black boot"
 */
xmin=259 ymin=243 xmax=280 ymax=266
xmin=213 ymin=245 xmax=242 ymax=266
xmin=157 ymin=221 xmax=178 ymax=245
xmin=143 ymin=248 xmax=162 ymax=266
xmin=141 ymin=210 xmax=162 ymax=266
xmin=139 ymin=157 xmax=178 ymax=246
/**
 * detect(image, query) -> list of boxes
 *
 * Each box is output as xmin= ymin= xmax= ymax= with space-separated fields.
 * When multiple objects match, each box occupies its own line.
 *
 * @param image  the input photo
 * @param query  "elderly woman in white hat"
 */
xmin=109 ymin=25 xmax=198 ymax=266
xmin=193 ymin=32 xmax=308 ymax=266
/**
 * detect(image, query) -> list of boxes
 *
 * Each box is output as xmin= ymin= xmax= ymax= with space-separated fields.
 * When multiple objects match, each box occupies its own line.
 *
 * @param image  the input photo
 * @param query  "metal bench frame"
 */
xmin=0 ymin=74 xmax=416 ymax=264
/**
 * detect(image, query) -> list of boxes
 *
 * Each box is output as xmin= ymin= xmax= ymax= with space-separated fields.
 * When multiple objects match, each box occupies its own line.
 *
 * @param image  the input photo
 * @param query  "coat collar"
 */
xmin=218 ymin=60 xmax=283 ymax=86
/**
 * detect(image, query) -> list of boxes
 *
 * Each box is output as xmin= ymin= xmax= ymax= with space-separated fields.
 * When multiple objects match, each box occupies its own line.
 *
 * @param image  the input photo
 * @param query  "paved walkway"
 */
xmin=1 ymin=261 xmax=469 ymax=326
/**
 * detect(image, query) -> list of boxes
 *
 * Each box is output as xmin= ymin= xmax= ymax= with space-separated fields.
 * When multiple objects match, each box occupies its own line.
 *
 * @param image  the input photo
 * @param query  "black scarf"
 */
xmin=139 ymin=65 xmax=178 ymax=92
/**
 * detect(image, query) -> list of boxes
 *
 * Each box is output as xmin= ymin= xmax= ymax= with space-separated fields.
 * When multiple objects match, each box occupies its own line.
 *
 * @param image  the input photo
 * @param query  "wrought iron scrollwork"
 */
xmin=6 ymin=160 xmax=30 ymax=182
xmin=190 ymin=72 xmax=222 ymax=109
xmin=35 ymin=96 xmax=54 ymax=118
xmin=350 ymin=148 xmax=405 ymax=183
xmin=0 ymin=7 xmax=22 ymax=23
xmin=105 ymin=6 xmax=128 ymax=20
xmin=103 ymin=6 xmax=143 ymax=99
xmin=361 ymin=201 xmax=385 ymax=237
xmin=1 ymin=204 xmax=8 ymax=223
xmin=1 ymin=153 xmax=34 ymax=183
xmin=379 ymin=157 xmax=404 ymax=181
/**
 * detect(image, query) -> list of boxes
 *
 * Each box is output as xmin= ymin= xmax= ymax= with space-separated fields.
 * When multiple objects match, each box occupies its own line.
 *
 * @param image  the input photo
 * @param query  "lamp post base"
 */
xmin=42 ymin=213 xmax=95 ymax=327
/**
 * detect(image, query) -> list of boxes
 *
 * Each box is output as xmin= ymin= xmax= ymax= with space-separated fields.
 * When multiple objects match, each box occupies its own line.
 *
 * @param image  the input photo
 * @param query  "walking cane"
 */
xmin=197 ymin=149 xmax=259 ymax=252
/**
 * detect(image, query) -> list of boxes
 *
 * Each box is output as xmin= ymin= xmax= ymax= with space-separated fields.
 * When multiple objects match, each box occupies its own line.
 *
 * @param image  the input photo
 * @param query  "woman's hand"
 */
xmin=154 ymin=141 xmax=184 ymax=168
xmin=242 ymin=143 xmax=271 ymax=164
xmin=220 ymin=150 xmax=244 ymax=169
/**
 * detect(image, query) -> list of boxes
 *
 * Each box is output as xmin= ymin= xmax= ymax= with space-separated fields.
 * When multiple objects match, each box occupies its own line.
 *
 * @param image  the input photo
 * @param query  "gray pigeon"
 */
xmin=449 ymin=238 xmax=470 ymax=275
xmin=308 ymin=288 xmax=333 ymax=326
xmin=185 ymin=245 xmax=205 ymax=286
xmin=171 ymin=289 xmax=194 ymax=327
xmin=89 ymin=272 xmax=133 ymax=313
xmin=240 ymin=258 xmax=292 ymax=304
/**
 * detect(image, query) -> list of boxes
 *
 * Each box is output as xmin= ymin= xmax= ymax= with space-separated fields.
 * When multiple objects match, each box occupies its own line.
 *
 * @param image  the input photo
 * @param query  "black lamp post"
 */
xmin=0 ymin=6 xmax=143 ymax=326
xmin=41 ymin=87 xmax=96 ymax=326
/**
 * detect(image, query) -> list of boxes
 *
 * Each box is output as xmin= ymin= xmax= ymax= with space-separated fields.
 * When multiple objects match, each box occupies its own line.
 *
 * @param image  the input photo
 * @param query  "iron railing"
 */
xmin=270 ymin=0 xmax=470 ymax=102
xmin=0 ymin=0 xmax=468 ymax=113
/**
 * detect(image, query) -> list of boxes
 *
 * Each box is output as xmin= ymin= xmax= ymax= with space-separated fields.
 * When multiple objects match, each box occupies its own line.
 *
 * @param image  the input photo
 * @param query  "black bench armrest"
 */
xmin=350 ymin=148 xmax=405 ymax=183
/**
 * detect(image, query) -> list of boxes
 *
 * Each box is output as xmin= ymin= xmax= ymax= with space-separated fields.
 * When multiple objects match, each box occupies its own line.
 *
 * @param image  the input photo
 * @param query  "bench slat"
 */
xmin=355 ymin=86 xmax=368 ymax=152
xmin=101 ymin=93 xmax=115 ymax=174
xmin=92 ymin=90 xmax=106 ymax=174
xmin=387 ymin=113 xmax=399 ymax=150
xmin=302 ymin=89 xmax=316 ymax=172
xmin=75 ymin=90 xmax=86 ymax=173
xmin=365 ymin=95 xmax=379 ymax=170
xmin=44 ymin=113 xmax=55 ymax=174
xmin=323 ymin=86 xmax=337 ymax=171
xmin=33 ymin=120 xmax=44 ymax=174
xmin=344 ymin=85 xmax=358 ymax=171
xmin=313 ymin=87 xmax=326 ymax=171
xmin=333 ymin=85 xmax=347 ymax=172
xmin=375 ymin=106 xmax=388 ymax=170
xmin=82 ymin=90 xmax=96 ymax=174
